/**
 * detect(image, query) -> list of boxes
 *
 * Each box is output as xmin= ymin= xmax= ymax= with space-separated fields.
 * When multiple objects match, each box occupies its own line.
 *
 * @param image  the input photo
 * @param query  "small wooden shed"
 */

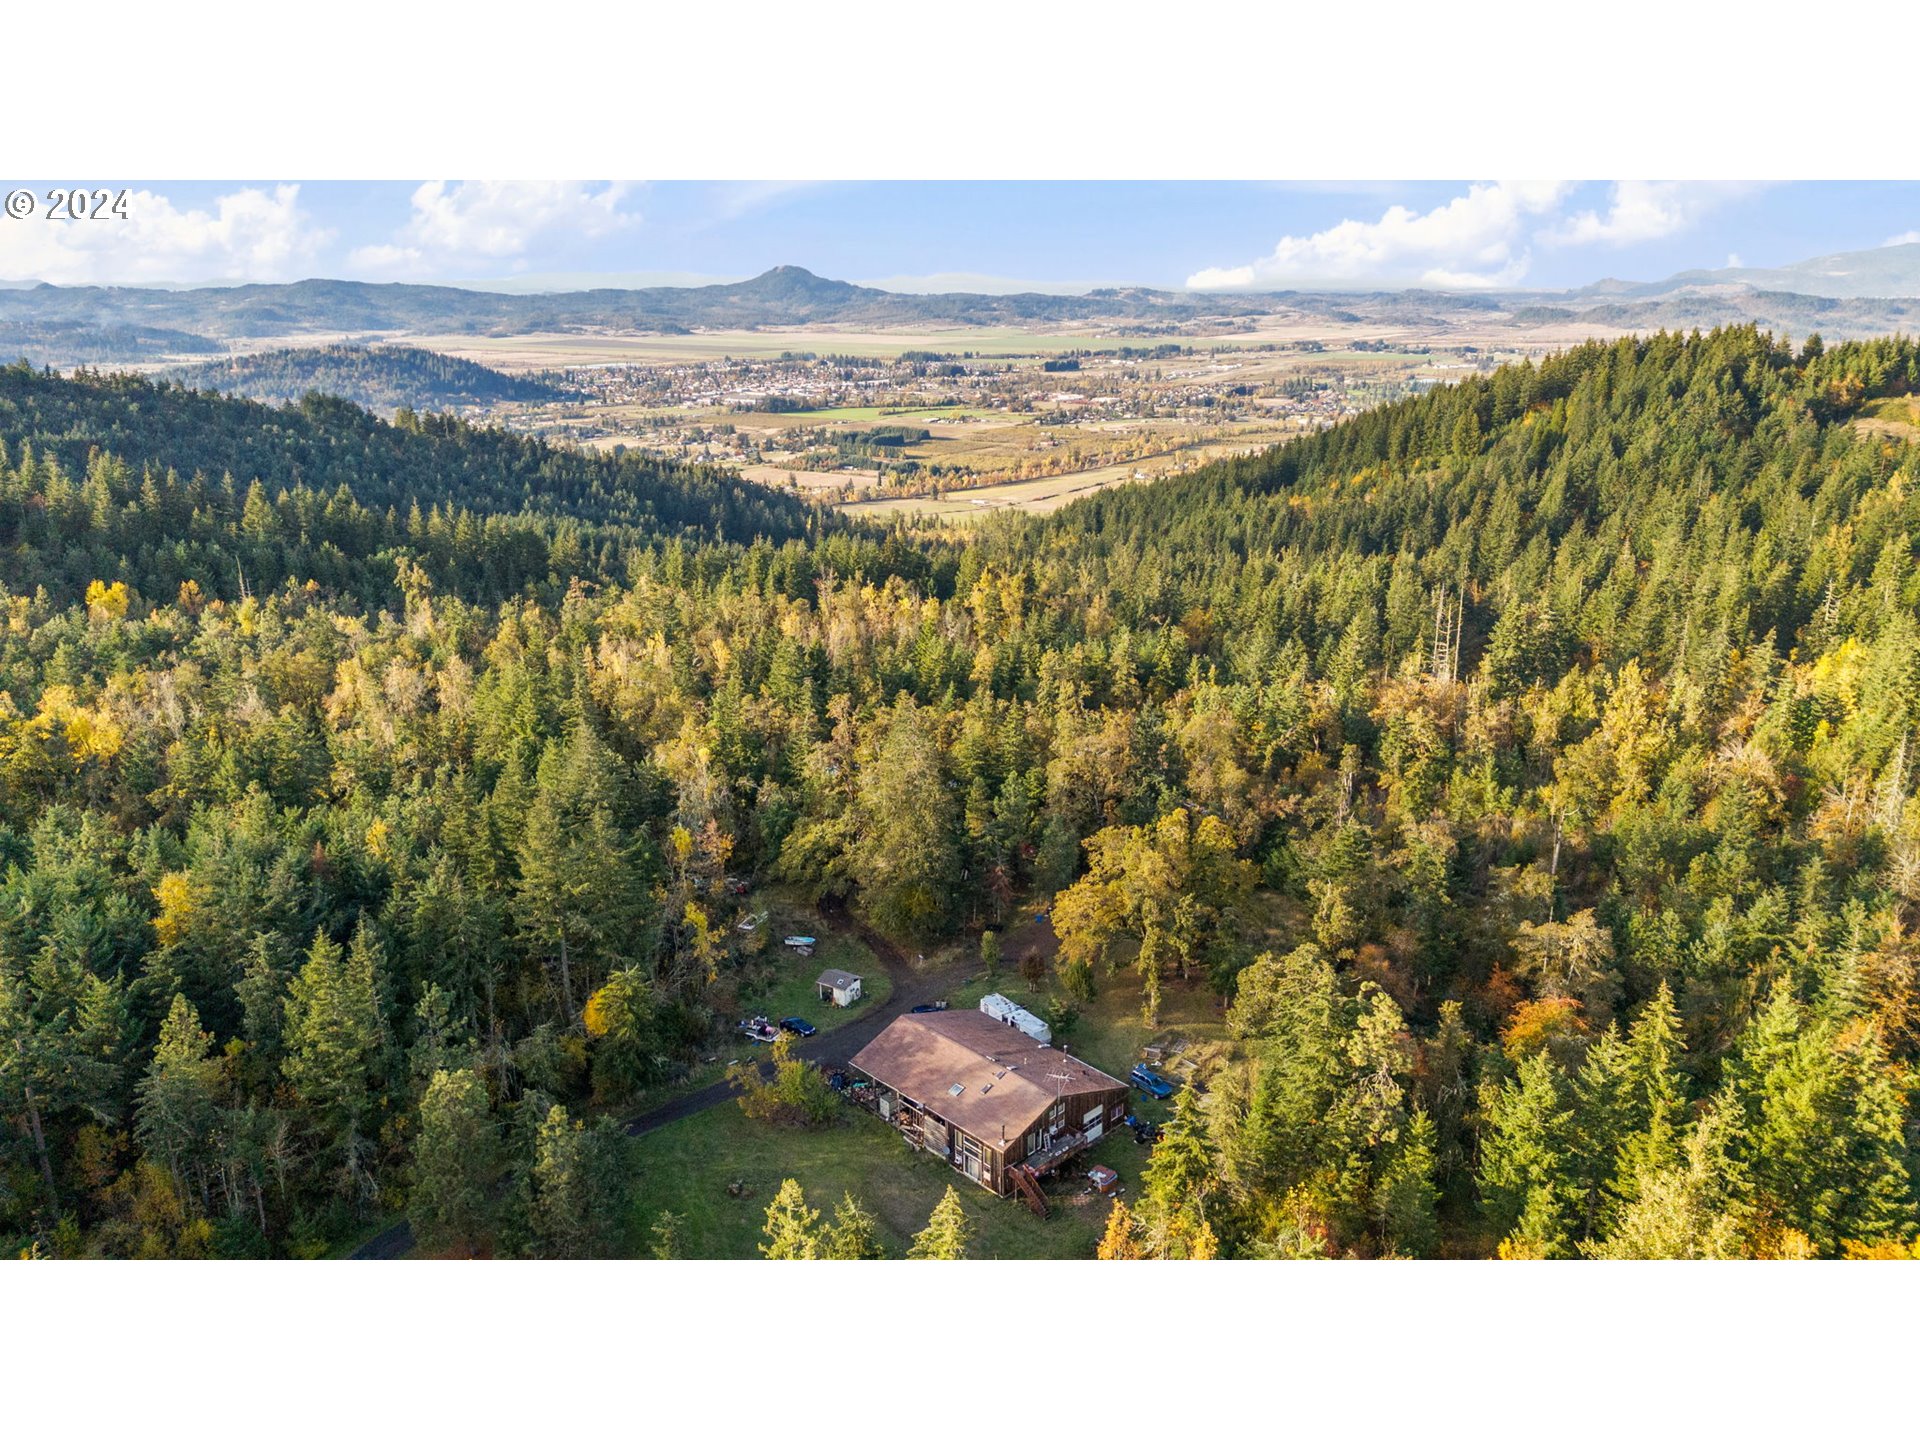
xmin=816 ymin=968 xmax=863 ymax=1007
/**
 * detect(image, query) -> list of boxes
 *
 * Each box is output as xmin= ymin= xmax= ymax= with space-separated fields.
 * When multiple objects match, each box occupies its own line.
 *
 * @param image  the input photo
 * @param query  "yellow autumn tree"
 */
xmin=62 ymin=705 xmax=124 ymax=762
xmin=1096 ymin=1199 xmax=1142 ymax=1259
xmin=85 ymin=579 xmax=129 ymax=623
xmin=152 ymin=872 xmax=196 ymax=947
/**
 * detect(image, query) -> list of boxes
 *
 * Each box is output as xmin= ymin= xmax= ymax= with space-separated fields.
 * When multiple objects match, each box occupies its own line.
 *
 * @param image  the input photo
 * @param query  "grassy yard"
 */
xmin=733 ymin=911 xmax=890 ymax=1037
xmin=618 ymin=894 xmax=888 ymax=1120
xmin=625 ymin=1100 xmax=1133 ymax=1259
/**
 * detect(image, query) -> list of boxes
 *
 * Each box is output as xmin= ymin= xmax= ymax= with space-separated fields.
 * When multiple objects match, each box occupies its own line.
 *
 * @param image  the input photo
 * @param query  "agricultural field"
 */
xmin=386 ymin=323 xmax=1531 ymax=510
xmin=403 ymin=326 xmax=1115 ymax=366
xmin=837 ymin=436 xmax=1276 ymax=518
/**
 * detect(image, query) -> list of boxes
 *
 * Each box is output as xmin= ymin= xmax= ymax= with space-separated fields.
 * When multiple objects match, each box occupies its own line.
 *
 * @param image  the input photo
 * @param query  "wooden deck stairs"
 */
xmin=1009 ymin=1163 xmax=1049 ymax=1218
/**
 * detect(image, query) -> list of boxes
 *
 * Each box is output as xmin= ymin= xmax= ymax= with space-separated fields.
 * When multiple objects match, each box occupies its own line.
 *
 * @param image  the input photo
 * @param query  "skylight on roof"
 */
xmin=949 ymin=1083 xmax=965 ymax=1096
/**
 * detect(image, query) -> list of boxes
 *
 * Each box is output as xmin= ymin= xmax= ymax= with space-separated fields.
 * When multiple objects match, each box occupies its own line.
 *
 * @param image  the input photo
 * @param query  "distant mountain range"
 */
xmin=7 ymin=245 xmax=1919 ymax=368
xmin=0 ymin=266 xmax=1251 ymax=343
xmin=1582 ymin=242 xmax=1920 ymax=301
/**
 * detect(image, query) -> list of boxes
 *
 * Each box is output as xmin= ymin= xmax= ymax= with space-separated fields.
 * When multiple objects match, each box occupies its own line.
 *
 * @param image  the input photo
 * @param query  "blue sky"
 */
xmin=3 ymin=181 xmax=1917 ymax=293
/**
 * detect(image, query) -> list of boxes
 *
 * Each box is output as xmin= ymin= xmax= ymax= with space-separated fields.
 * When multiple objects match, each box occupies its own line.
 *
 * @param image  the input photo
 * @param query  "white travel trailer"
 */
xmin=978 ymin=992 xmax=1051 ymax=1046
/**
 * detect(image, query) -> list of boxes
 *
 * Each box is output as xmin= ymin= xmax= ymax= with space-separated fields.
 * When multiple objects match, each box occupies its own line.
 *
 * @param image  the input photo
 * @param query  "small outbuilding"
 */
xmin=815 ymin=968 xmax=864 ymax=1007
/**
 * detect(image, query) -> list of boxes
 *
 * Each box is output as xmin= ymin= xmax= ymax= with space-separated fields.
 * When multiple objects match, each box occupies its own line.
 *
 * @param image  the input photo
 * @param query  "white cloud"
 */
xmin=349 ymin=181 xmax=639 ymax=277
xmin=1887 ymin=230 xmax=1920 ymax=247
xmin=1187 ymin=180 xmax=1572 ymax=291
xmin=1542 ymin=181 xmax=1755 ymax=248
xmin=704 ymin=181 xmax=823 ymax=222
xmin=0 ymin=184 xmax=329 ymax=284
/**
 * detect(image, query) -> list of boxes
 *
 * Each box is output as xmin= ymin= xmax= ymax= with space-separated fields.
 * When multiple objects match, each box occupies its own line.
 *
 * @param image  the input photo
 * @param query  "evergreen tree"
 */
xmin=1585 ymin=1104 xmax=1750 ymax=1259
xmin=1478 ymin=1052 xmax=1578 ymax=1258
xmin=821 ymin=1190 xmax=885 ymax=1259
xmin=760 ymin=1178 xmax=822 ymax=1259
xmin=853 ymin=702 xmax=961 ymax=941
xmin=521 ymin=1103 xmax=631 ymax=1259
xmin=133 ymin=993 xmax=222 ymax=1211
xmin=908 ymin=1185 xmax=975 ymax=1259
xmin=410 ymin=1069 xmax=497 ymax=1257
xmin=282 ymin=930 xmax=386 ymax=1201
xmin=1375 ymin=1110 xmax=1441 ymax=1257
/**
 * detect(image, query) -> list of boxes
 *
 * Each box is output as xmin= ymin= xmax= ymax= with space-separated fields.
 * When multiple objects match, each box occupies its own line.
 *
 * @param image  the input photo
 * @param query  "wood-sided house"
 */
xmin=848 ymin=1010 xmax=1130 ymax=1213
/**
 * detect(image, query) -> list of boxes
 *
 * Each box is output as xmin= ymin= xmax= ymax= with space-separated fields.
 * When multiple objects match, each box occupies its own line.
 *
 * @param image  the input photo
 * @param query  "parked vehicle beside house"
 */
xmin=1130 ymin=1063 xmax=1175 ymax=1099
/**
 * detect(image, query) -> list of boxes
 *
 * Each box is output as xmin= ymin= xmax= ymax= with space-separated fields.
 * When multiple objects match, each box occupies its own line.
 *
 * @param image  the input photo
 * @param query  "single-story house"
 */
xmin=848 ymin=1010 xmax=1129 ymax=1209
xmin=816 ymin=968 xmax=863 ymax=1007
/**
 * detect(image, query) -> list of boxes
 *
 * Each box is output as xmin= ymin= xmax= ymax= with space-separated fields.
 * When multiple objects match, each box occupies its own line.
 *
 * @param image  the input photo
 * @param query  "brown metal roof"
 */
xmin=848 ymin=1010 xmax=1126 ymax=1150
xmin=816 ymin=969 xmax=862 ymax=988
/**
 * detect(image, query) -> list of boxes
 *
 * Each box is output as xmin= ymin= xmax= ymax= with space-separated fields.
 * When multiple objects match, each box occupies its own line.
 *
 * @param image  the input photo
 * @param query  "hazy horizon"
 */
xmin=3 ymin=180 xmax=1916 ymax=296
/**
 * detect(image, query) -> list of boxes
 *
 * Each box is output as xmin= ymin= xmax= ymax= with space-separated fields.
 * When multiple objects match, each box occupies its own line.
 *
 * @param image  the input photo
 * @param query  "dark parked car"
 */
xmin=779 ymin=1016 xmax=817 ymax=1037
xmin=1130 ymin=1063 xmax=1175 ymax=1099
xmin=909 ymin=1001 xmax=949 ymax=1014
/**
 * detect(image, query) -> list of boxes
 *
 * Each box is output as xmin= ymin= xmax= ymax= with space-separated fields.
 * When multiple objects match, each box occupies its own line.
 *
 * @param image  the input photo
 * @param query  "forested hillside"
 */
xmin=1 ymin=322 xmax=221 ymax=369
xmin=162 ymin=345 xmax=576 ymax=414
xmin=0 ymin=365 xmax=821 ymax=608
xmin=3 ymin=329 xmax=1918 ymax=1259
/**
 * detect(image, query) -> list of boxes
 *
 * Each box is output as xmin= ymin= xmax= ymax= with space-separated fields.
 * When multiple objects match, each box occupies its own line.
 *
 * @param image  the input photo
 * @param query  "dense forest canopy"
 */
xmin=3 ymin=327 xmax=1919 ymax=1258
xmin=0 ymin=364 xmax=827 ymax=609
xmin=161 ymin=345 xmax=578 ymax=414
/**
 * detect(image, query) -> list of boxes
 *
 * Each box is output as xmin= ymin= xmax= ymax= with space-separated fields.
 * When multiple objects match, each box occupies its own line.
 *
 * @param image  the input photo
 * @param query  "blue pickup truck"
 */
xmin=1129 ymin=1063 xmax=1175 ymax=1099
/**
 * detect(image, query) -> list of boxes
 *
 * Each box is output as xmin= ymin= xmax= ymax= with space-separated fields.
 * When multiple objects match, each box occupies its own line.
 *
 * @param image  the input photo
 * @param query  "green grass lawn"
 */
xmin=626 ymin=1100 xmax=1134 ymax=1259
xmin=738 ymin=927 xmax=889 ymax=1034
